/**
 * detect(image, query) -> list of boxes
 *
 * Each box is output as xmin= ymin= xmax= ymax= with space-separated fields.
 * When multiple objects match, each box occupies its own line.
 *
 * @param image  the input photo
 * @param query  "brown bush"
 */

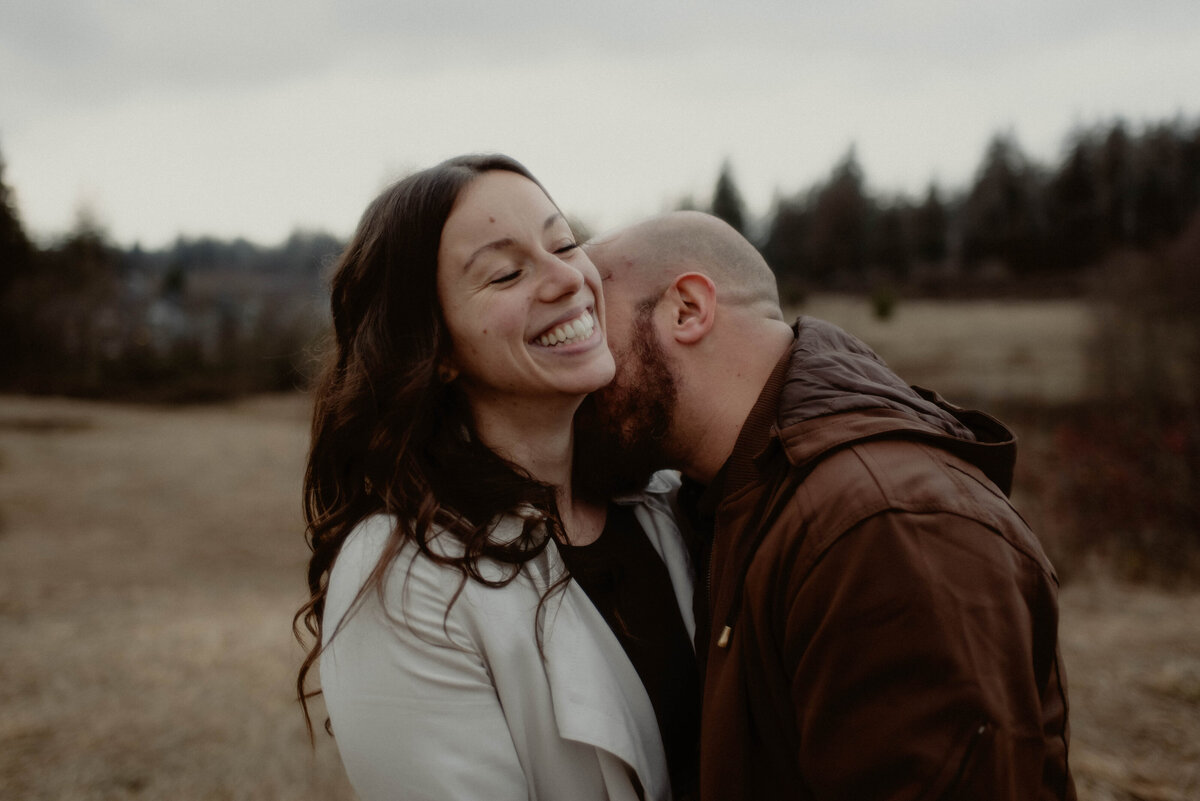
xmin=1046 ymin=212 xmax=1200 ymax=583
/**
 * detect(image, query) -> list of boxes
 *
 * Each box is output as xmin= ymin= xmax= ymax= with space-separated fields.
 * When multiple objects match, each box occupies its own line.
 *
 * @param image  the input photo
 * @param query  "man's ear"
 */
xmin=663 ymin=272 xmax=717 ymax=344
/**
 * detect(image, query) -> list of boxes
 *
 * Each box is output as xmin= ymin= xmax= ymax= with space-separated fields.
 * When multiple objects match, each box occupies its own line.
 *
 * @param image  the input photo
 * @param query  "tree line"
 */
xmin=0 ymin=173 xmax=340 ymax=399
xmin=1 ymin=114 xmax=1198 ymax=400
xmin=707 ymin=118 xmax=1200 ymax=300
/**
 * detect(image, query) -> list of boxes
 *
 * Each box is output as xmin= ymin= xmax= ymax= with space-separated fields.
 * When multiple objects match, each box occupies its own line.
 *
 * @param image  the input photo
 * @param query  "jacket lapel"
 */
xmin=618 ymin=471 xmax=697 ymax=644
xmin=531 ymin=537 xmax=670 ymax=801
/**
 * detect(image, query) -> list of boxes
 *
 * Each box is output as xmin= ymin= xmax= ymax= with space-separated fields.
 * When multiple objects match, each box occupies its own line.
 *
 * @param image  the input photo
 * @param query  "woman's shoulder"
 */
xmin=326 ymin=515 xmax=478 ymax=635
xmin=329 ymin=514 xmax=393 ymax=584
xmin=329 ymin=514 xmax=452 ymax=608
xmin=333 ymin=514 xmax=403 ymax=578
xmin=325 ymin=512 xmax=549 ymax=641
xmin=331 ymin=512 xmax=542 ymax=596
xmin=334 ymin=513 xmax=462 ymax=580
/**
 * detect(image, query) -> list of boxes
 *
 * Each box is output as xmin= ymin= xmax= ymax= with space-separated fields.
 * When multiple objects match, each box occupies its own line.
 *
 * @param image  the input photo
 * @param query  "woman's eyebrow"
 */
xmin=462 ymin=237 xmax=515 ymax=273
xmin=463 ymin=213 xmax=568 ymax=273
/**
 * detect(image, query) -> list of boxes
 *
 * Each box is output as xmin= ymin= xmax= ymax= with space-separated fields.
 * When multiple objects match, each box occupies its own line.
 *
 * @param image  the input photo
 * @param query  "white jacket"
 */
xmin=320 ymin=472 xmax=694 ymax=801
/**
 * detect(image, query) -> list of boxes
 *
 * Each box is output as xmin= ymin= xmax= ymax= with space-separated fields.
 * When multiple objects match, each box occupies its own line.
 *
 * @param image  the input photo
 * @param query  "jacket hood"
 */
xmin=774 ymin=317 xmax=1019 ymax=496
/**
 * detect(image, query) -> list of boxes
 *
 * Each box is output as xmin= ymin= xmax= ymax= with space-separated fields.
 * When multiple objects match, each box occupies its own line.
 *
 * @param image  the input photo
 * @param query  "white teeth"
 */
xmin=536 ymin=312 xmax=594 ymax=347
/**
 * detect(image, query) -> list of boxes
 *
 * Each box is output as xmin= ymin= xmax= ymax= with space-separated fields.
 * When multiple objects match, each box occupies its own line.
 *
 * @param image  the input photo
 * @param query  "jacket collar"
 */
xmin=711 ymin=317 xmax=1020 ymax=501
xmin=720 ymin=342 xmax=793 ymax=500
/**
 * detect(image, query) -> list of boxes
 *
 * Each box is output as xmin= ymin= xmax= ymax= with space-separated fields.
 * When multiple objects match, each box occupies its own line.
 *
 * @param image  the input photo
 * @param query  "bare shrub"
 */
xmin=1050 ymin=212 xmax=1200 ymax=582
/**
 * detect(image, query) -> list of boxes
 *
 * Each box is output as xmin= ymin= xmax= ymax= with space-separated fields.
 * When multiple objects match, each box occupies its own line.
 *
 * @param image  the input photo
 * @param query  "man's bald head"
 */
xmin=580 ymin=211 xmax=798 ymax=484
xmin=587 ymin=210 xmax=783 ymax=320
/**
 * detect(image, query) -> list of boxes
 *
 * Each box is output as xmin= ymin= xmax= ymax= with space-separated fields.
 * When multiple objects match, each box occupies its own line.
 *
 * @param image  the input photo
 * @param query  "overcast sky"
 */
xmin=2 ymin=1 xmax=1198 ymax=249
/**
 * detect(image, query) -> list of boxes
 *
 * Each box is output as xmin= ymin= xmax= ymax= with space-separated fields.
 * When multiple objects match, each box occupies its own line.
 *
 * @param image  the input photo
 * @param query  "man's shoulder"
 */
xmin=804 ymin=435 xmax=1008 ymax=521
xmin=768 ymin=434 xmax=1051 ymax=576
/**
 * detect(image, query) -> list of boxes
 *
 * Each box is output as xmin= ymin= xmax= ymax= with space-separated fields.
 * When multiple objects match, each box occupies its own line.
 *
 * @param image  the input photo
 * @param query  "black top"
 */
xmin=557 ymin=502 xmax=700 ymax=800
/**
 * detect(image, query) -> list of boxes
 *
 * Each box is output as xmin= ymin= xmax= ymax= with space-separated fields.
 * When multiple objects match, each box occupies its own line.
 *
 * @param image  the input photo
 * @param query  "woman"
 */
xmin=295 ymin=155 xmax=699 ymax=801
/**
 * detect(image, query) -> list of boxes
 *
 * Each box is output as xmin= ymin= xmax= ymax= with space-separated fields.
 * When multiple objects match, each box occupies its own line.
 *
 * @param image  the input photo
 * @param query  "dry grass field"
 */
xmin=0 ymin=395 xmax=354 ymax=800
xmin=1 ymin=297 xmax=1196 ymax=800
xmin=794 ymin=294 xmax=1097 ymax=406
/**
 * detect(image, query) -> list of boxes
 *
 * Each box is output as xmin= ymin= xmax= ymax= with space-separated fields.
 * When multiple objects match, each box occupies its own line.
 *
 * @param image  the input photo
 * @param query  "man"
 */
xmin=583 ymin=211 xmax=1075 ymax=800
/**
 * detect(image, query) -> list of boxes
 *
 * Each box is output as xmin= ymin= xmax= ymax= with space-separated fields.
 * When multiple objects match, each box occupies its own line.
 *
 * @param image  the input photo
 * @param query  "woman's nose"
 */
xmin=536 ymin=251 xmax=585 ymax=301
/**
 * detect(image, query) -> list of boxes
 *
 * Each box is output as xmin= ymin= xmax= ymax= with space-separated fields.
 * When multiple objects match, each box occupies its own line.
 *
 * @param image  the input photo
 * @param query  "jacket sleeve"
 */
xmin=783 ymin=509 xmax=1060 ymax=801
xmin=320 ymin=533 xmax=528 ymax=801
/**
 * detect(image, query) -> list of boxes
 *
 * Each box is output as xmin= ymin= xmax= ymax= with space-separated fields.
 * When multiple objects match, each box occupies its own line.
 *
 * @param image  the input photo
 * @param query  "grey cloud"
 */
xmin=6 ymin=0 xmax=1198 ymax=112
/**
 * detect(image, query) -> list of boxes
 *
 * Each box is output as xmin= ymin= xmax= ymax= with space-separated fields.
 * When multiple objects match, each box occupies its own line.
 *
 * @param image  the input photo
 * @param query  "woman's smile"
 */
xmin=532 ymin=308 xmax=597 ymax=348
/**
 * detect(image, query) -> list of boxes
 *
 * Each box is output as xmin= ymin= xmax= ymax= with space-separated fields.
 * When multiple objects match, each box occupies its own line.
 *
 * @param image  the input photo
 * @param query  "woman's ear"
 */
xmin=664 ymin=272 xmax=717 ymax=344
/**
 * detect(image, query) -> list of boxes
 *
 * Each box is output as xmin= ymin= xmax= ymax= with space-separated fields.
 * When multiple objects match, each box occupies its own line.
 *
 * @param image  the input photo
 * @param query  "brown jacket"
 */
xmin=687 ymin=318 xmax=1074 ymax=800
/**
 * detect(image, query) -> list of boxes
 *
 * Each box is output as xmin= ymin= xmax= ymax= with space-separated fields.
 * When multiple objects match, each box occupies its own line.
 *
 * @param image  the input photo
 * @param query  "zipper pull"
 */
xmin=717 ymin=625 xmax=733 ymax=648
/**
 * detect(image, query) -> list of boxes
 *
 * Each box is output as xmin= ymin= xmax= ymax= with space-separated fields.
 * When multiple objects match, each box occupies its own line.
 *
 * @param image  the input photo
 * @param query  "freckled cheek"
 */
xmin=484 ymin=306 xmax=530 ymax=343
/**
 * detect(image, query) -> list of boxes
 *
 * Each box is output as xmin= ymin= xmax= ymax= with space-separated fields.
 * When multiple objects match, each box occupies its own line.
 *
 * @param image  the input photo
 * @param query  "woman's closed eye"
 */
xmin=488 ymin=240 xmax=575 ymax=285
xmin=490 ymin=269 xmax=522 ymax=285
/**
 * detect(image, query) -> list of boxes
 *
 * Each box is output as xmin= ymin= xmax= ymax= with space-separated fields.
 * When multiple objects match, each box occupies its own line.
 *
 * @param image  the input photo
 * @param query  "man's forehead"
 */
xmin=584 ymin=228 xmax=624 ymax=248
xmin=584 ymin=231 xmax=633 ymax=279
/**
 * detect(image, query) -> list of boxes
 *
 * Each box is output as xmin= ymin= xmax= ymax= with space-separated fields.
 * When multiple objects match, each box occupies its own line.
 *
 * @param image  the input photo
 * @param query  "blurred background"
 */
xmin=1 ymin=2 xmax=1198 ymax=799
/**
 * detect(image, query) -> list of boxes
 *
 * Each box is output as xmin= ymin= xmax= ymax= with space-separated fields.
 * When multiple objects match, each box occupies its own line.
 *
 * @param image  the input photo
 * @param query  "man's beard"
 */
xmin=574 ymin=311 xmax=679 ymax=500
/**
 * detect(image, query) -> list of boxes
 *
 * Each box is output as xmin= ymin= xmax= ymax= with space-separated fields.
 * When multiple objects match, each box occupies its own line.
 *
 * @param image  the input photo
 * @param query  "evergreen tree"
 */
xmin=912 ymin=183 xmax=949 ymax=266
xmin=56 ymin=205 xmax=121 ymax=295
xmin=0 ymin=147 xmax=36 ymax=385
xmin=0 ymin=146 xmax=33 ymax=292
xmin=761 ymin=193 xmax=811 ymax=296
xmin=1130 ymin=122 xmax=1189 ymax=247
xmin=1181 ymin=122 xmax=1200 ymax=222
xmin=866 ymin=201 xmax=910 ymax=280
xmin=806 ymin=147 xmax=870 ymax=284
xmin=960 ymin=133 xmax=1045 ymax=276
xmin=710 ymin=159 xmax=747 ymax=235
xmin=1045 ymin=136 xmax=1104 ymax=271
xmin=1096 ymin=122 xmax=1136 ymax=249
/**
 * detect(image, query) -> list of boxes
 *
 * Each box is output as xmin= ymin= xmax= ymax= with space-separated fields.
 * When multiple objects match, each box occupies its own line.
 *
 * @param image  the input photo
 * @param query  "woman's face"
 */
xmin=436 ymin=170 xmax=615 ymax=416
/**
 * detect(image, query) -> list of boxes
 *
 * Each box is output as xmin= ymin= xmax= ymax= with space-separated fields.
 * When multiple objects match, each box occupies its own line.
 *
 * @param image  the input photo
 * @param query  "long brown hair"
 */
xmin=294 ymin=154 xmax=567 ymax=737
